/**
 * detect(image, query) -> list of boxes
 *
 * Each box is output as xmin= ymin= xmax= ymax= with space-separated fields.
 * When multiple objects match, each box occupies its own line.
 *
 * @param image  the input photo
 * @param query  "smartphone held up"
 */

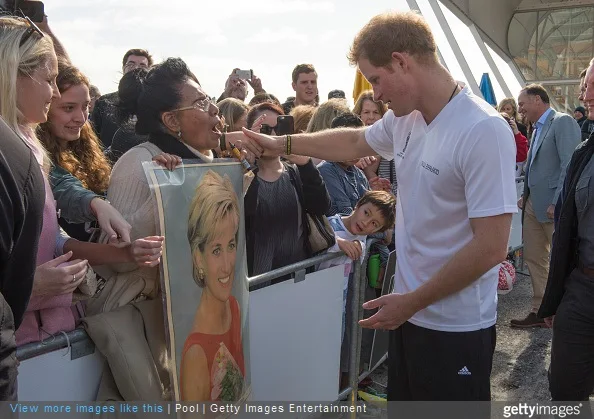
xmin=234 ymin=69 xmax=253 ymax=80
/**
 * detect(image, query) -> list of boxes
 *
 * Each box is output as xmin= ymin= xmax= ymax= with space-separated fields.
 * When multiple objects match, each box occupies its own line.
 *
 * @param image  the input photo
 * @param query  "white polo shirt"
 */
xmin=365 ymin=85 xmax=517 ymax=332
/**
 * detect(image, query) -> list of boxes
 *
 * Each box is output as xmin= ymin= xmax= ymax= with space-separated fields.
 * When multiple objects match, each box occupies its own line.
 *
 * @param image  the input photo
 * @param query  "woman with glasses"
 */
xmin=244 ymin=103 xmax=331 ymax=285
xmin=78 ymin=57 xmax=265 ymax=402
xmin=85 ymin=57 xmax=261 ymax=317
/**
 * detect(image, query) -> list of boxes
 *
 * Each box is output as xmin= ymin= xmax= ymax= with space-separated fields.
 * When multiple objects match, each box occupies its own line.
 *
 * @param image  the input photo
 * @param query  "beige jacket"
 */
xmin=82 ymin=299 xmax=171 ymax=400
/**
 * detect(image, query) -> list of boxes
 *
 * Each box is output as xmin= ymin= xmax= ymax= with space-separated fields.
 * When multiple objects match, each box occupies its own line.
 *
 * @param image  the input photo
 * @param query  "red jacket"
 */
xmin=515 ymin=132 xmax=528 ymax=162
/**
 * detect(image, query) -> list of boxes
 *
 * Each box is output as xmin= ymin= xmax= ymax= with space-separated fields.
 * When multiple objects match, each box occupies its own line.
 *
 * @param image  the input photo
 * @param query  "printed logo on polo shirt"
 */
xmin=396 ymin=130 xmax=412 ymax=158
xmin=458 ymin=366 xmax=471 ymax=376
xmin=421 ymin=161 xmax=440 ymax=175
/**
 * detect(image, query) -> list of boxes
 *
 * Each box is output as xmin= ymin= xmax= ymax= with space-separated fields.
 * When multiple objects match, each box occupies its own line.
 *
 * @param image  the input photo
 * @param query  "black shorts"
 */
xmin=388 ymin=321 xmax=496 ymax=401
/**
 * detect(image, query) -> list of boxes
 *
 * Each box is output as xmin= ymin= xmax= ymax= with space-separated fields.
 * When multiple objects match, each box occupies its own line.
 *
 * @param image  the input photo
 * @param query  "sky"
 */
xmin=45 ymin=0 xmax=524 ymax=107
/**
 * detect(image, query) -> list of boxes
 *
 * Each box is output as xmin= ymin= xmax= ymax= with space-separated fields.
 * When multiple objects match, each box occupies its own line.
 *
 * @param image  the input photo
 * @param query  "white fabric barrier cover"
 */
xmin=18 ymin=349 xmax=104 ymax=401
xmin=248 ymin=265 xmax=344 ymax=401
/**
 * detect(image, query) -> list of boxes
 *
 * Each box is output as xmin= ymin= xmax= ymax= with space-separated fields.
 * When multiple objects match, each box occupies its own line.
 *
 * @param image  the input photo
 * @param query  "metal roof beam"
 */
xmin=428 ymin=0 xmax=482 ymax=96
xmin=516 ymin=0 xmax=594 ymax=12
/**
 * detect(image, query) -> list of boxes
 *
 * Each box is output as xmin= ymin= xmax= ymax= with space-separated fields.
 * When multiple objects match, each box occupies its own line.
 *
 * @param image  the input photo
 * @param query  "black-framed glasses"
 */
xmin=18 ymin=16 xmax=44 ymax=47
xmin=123 ymin=61 xmax=150 ymax=71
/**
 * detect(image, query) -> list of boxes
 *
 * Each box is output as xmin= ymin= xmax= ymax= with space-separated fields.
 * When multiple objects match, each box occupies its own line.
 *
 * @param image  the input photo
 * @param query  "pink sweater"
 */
xmin=16 ymin=133 xmax=74 ymax=345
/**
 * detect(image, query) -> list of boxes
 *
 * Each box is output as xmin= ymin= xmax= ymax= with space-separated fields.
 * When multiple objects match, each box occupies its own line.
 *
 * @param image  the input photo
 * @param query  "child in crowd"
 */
xmin=319 ymin=190 xmax=396 ymax=339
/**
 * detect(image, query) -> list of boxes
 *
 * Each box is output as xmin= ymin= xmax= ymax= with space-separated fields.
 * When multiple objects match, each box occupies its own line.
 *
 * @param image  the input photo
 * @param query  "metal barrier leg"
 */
xmin=348 ymin=261 xmax=363 ymax=412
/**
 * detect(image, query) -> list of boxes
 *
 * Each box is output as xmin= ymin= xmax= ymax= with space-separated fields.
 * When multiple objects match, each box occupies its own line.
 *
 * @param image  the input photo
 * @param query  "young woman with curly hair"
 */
xmin=39 ymin=64 xmax=112 ymax=240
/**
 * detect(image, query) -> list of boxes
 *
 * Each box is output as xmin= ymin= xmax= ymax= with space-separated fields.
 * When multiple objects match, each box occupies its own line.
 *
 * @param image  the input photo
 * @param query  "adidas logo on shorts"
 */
xmin=458 ymin=366 xmax=472 ymax=376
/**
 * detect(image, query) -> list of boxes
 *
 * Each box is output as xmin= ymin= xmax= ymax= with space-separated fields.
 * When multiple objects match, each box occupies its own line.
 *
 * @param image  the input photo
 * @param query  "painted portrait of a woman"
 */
xmin=180 ymin=169 xmax=245 ymax=401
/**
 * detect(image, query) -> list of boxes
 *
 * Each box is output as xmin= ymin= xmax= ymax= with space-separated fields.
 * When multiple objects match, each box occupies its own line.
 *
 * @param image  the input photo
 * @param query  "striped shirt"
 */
xmin=377 ymin=157 xmax=398 ymax=196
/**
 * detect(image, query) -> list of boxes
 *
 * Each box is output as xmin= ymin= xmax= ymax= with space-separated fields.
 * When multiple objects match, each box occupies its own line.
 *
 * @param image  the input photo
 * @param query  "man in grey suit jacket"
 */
xmin=512 ymin=84 xmax=581 ymax=328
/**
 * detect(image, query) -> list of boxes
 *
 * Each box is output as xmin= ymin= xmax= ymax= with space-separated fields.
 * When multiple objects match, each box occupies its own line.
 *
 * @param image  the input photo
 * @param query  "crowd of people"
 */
xmin=0 ymin=6 xmax=593 ymax=407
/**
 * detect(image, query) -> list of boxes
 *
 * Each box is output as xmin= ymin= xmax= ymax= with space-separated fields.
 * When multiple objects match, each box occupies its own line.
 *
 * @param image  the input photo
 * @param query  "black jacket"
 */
xmin=90 ymin=92 xmax=119 ymax=148
xmin=0 ymin=118 xmax=44 ymax=327
xmin=244 ymin=159 xmax=330 ymax=276
xmin=582 ymin=119 xmax=594 ymax=142
xmin=538 ymin=132 xmax=594 ymax=318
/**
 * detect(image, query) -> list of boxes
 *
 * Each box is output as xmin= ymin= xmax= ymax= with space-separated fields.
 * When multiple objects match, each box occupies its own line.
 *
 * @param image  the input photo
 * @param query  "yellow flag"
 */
xmin=353 ymin=69 xmax=372 ymax=102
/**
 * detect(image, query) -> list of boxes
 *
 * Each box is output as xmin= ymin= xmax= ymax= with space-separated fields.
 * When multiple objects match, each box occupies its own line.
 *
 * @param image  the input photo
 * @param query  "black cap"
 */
xmin=328 ymin=89 xmax=346 ymax=100
xmin=575 ymin=106 xmax=586 ymax=115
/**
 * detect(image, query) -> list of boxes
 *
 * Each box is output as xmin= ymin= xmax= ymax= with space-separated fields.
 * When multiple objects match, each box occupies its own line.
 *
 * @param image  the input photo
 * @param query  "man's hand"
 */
xmin=336 ymin=237 xmax=362 ymax=261
xmin=547 ymin=204 xmax=555 ymax=219
xmin=359 ymin=293 xmax=420 ymax=330
xmin=247 ymin=73 xmax=264 ymax=94
xmin=544 ymin=316 xmax=554 ymax=328
xmin=517 ymin=196 xmax=524 ymax=209
xmin=226 ymin=131 xmax=265 ymax=158
xmin=240 ymin=127 xmax=282 ymax=157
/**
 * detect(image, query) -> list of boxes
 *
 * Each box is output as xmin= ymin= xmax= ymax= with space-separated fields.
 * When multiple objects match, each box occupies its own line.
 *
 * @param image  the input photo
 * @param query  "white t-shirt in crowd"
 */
xmin=319 ymin=215 xmax=366 ymax=291
xmin=365 ymin=84 xmax=517 ymax=332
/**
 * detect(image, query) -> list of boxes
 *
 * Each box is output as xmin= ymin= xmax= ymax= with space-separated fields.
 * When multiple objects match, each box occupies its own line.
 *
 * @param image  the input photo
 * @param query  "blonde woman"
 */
xmin=290 ymin=104 xmax=316 ymax=134
xmin=353 ymin=90 xmax=387 ymax=126
xmin=353 ymin=90 xmax=396 ymax=196
xmin=306 ymin=98 xmax=350 ymax=134
xmin=217 ymin=98 xmax=249 ymax=133
xmin=306 ymin=99 xmax=350 ymax=165
xmin=180 ymin=170 xmax=245 ymax=402
xmin=497 ymin=97 xmax=528 ymax=138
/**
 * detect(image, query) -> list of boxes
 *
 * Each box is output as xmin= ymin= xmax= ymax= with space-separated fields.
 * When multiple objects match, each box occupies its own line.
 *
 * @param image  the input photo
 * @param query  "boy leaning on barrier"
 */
xmin=319 ymin=190 xmax=396 ymax=339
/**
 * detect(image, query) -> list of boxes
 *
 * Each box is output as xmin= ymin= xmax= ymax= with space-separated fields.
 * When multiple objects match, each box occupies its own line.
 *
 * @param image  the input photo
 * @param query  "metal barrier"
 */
xmin=16 ymin=328 xmax=90 ymax=362
xmin=247 ymin=249 xmax=367 ymax=402
xmin=16 ymin=249 xmax=365 ymax=402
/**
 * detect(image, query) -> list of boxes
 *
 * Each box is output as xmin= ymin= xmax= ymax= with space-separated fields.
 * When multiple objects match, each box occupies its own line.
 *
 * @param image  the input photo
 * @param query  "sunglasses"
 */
xmin=18 ymin=16 xmax=45 ymax=47
xmin=260 ymin=124 xmax=277 ymax=135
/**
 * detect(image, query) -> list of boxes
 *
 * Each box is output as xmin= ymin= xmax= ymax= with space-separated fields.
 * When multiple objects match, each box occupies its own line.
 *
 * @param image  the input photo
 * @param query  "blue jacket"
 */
xmin=318 ymin=162 xmax=369 ymax=216
xmin=49 ymin=165 xmax=99 ymax=224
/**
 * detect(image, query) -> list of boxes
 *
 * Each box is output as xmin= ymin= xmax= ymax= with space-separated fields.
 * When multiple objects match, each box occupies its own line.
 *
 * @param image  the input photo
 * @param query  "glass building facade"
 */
xmin=509 ymin=6 xmax=594 ymax=112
